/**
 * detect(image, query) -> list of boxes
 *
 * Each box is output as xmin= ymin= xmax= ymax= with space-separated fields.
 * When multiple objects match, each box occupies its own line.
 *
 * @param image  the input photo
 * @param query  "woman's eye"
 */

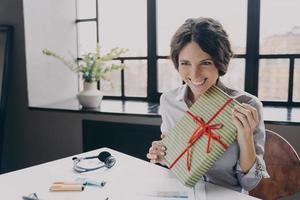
xmin=202 ymin=61 xmax=212 ymax=66
xmin=180 ymin=62 xmax=190 ymax=66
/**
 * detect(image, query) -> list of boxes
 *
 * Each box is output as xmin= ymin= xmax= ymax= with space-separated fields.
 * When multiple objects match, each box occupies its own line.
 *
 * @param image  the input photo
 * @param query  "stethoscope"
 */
xmin=72 ymin=151 xmax=116 ymax=173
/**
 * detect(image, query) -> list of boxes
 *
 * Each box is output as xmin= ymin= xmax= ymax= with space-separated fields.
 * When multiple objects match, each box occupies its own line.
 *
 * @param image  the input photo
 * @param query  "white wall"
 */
xmin=23 ymin=0 xmax=78 ymax=106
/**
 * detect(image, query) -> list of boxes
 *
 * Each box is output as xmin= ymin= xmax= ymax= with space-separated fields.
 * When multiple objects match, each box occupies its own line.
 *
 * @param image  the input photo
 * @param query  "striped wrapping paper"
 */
xmin=162 ymin=85 xmax=240 ymax=187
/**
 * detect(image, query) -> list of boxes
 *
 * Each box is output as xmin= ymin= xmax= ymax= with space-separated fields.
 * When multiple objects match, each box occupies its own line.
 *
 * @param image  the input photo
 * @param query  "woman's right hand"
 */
xmin=147 ymin=133 xmax=167 ymax=165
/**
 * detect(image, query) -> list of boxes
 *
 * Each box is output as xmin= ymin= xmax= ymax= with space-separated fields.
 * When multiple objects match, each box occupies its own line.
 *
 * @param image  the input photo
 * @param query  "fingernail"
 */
xmin=161 ymin=146 xmax=166 ymax=150
xmin=160 ymin=152 xmax=165 ymax=156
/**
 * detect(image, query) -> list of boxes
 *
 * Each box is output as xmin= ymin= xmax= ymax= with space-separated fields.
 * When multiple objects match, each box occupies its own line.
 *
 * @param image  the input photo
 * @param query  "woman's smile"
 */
xmin=178 ymin=42 xmax=219 ymax=102
xmin=189 ymin=77 xmax=207 ymax=87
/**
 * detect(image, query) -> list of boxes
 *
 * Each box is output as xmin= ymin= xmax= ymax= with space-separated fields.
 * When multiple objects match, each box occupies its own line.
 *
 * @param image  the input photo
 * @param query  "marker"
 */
xmin=50 ymin=184 xmax=85 ymax=191
xmin=53 ymin=181 xmax=83 ymax=185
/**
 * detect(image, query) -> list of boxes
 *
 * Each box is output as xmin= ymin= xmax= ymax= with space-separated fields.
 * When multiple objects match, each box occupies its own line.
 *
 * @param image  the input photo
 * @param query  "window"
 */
xmin=98 ymin=0 xmax=147 ymax=57
xmin=221 ymin=58 xmax=245 ymax=91
xmin=157 ymin=0 xmax=247 ymax=92
xmin=76 ymin=0 xmax=97 ymax=55
xmin=76 ymin=0 xmax=148 ymax=101
xmin=157 ymin=59 xmax=181 ymax=93
xmin=259 ymin=0 xmax=300 ymax=106
xmin=294 ymin=60 xmax=300 ymax=102
xmin=124 ymin=60 xmax=147 ymax=97
xmin=76 ymin=0 xmax=300 ymax=106
xmin=258 ymin=59 xmax=289 ymax=101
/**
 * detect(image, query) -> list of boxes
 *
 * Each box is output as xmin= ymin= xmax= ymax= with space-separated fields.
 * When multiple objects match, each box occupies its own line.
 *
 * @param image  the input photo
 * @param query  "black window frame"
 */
xmin=75 ymin=0 xmax=300 ymax=106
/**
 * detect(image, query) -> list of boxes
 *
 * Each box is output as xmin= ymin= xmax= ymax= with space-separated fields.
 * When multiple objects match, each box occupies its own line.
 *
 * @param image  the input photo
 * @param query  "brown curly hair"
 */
xmin=170 ymin=17 xmax=233 ymax=76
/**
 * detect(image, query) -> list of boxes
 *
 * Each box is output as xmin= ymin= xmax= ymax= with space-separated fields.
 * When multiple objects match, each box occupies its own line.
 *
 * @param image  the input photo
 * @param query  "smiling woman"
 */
xmin=0 ymin=25 xmax=13 ymax=172
xmin=147 ymin=17 xmax=270 ymax=193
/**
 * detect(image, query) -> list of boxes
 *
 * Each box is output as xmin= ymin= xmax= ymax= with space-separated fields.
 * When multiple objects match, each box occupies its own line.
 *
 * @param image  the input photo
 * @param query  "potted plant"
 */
xmin=43 ymin=44 xmax=128 ymax=108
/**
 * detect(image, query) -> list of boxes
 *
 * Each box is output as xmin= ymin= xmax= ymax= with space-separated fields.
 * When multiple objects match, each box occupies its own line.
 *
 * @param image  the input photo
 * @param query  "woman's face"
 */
xmin=178 ymin=41 xmax=219 ymax=102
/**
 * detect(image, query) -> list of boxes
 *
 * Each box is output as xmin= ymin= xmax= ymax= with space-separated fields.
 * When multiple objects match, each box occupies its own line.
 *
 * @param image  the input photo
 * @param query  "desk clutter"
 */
xmin=48 ymin=151 xmax=112 ymax=192
xmin=1 ymin=148 xmax=258 ymax=200
xmin=49 ymin=178 xmax=106 ymax=192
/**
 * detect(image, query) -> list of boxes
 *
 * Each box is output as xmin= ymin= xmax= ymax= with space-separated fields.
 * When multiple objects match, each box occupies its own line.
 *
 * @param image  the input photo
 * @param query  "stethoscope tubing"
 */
xmin=72 ymin=153 xmax=116 ymax=173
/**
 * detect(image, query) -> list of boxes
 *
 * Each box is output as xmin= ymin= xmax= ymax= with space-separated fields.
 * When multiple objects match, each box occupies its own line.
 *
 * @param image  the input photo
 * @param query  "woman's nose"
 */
xmin=190 ymin=66 xmax=201 ymax=79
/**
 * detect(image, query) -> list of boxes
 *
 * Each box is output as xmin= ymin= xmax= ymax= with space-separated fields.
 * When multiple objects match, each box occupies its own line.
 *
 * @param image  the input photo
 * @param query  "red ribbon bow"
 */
xmin=169 ymin=98 xmax=233 ymax=172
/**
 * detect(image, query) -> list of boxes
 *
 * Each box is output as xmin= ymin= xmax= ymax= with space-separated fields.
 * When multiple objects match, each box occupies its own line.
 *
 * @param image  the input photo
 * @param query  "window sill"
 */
xmin=29 ymin=97 xmax=160 ymax=118
xmin=29 ymin=97 xmax=300 ymax=125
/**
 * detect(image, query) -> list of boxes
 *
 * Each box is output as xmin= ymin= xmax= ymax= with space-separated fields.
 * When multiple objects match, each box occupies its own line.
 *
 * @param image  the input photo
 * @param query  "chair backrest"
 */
xmin=249 ymin=129 xmax=300 ymax=200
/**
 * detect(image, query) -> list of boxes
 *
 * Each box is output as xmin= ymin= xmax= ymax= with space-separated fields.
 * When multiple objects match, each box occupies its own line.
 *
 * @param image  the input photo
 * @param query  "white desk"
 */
xmin=0 ymin=148 xmax=260 ymax=200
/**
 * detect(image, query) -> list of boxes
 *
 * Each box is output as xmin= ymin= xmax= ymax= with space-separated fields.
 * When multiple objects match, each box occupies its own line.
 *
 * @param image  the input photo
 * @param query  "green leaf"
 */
xmin=42 ymin=43 xmax=128 ymax=82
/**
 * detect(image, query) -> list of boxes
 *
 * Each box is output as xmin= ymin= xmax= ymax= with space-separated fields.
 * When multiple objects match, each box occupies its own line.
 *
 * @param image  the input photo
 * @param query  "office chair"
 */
xmin=249 ymin=129 xmax=300 ymax=200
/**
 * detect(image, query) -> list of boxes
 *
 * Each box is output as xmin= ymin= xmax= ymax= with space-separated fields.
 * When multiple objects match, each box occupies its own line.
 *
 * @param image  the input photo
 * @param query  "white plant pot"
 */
xmin=77 ymin=82 xmax=103 ymax=108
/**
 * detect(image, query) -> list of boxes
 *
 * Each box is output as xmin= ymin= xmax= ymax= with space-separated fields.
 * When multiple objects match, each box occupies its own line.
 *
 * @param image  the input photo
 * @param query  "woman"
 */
xmin=147 ymin=17 xmax=269 ymax=192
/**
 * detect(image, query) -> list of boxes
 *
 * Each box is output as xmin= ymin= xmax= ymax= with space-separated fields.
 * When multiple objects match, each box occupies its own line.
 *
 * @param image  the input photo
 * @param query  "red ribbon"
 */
xmin=169 ymin=98 xmax=233 ymax=172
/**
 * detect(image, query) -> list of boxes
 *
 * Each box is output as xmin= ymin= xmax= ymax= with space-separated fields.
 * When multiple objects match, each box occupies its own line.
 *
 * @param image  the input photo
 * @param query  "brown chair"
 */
xmin=249 ymin=129 xmax=300 ymax=200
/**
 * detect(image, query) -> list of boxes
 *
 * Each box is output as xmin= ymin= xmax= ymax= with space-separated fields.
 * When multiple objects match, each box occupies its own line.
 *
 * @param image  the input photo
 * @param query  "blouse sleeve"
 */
xmin=235 ymin=98 xmax=270 ymax=191
xmin=159 ymin=93 xmax=171 ymax=134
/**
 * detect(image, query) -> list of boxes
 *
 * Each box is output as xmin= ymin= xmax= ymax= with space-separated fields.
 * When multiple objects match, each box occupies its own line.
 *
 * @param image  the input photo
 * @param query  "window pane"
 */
xmin=260 ymin=0 xmax=300 ymax=54
xmin=100 ymin=61 xmax=121 ymax=96
xmin=220 ymin=58 xmax=245 ymax=91
xmin=258 ymin=59 xmax=289 ymax=101
xmin=294 ymin=59 xmax=300 ymax=101
xmin=263 ymin=107 xmax=287 ymax=122
xmin=98 ymin=0 xmax=146 ymax=56
xmin=158 ymin=59 xmax=182 ymax=93
xmin=157 ymin=0 xmax=247 ymax=56
xmin=76 ymin=0 xmax=96 ymax=19
xmin=77 ymin=22 xmax=97 ymax=56
xmin=124 ymin=60 xmax=147 ymax=97
xmin=291 ymin=108 xmax=300 ymax=122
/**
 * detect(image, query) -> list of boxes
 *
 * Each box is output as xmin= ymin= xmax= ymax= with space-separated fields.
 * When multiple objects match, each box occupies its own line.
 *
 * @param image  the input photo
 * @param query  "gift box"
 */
xmin=162 ymin=85 xmax=240 ymax=187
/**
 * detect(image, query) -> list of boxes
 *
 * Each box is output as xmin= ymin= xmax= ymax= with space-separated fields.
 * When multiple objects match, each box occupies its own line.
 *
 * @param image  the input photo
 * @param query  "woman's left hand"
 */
xmin=231 ymin=103 xmax=259 ymax=145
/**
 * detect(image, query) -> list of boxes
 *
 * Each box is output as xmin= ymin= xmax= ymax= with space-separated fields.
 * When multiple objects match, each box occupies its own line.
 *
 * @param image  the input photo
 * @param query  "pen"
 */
xmin=85 ymin=180 xmax=106 ymax=187
xmin=146 ymin=195 xmax=188 ymax=199
xmin=22 ymin=193 xmax=40 ymax=200
xmin=75 ymin=177 xmax=106 ymax=187
xmin=54 ymin=180 xmax=106 ymax=187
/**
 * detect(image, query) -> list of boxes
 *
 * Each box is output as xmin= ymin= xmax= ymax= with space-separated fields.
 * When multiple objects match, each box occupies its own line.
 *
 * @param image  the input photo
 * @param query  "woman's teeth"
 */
xmin=191 ymin=78 xmax=207 ymax=86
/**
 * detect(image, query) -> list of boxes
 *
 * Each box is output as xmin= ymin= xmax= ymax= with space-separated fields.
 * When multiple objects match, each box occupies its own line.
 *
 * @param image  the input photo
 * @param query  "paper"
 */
xmin=136 ymin=177 xmax=196 ymax=200
xmin=137 ymin=179 xmax=206 ymax=200
xmin=194 ymin=181 xmax=206 ymax=200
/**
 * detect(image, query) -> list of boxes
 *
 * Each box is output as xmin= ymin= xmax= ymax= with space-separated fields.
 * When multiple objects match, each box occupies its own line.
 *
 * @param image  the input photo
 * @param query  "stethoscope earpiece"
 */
xmin=72 ymin=151 xmax=116 ymax=173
